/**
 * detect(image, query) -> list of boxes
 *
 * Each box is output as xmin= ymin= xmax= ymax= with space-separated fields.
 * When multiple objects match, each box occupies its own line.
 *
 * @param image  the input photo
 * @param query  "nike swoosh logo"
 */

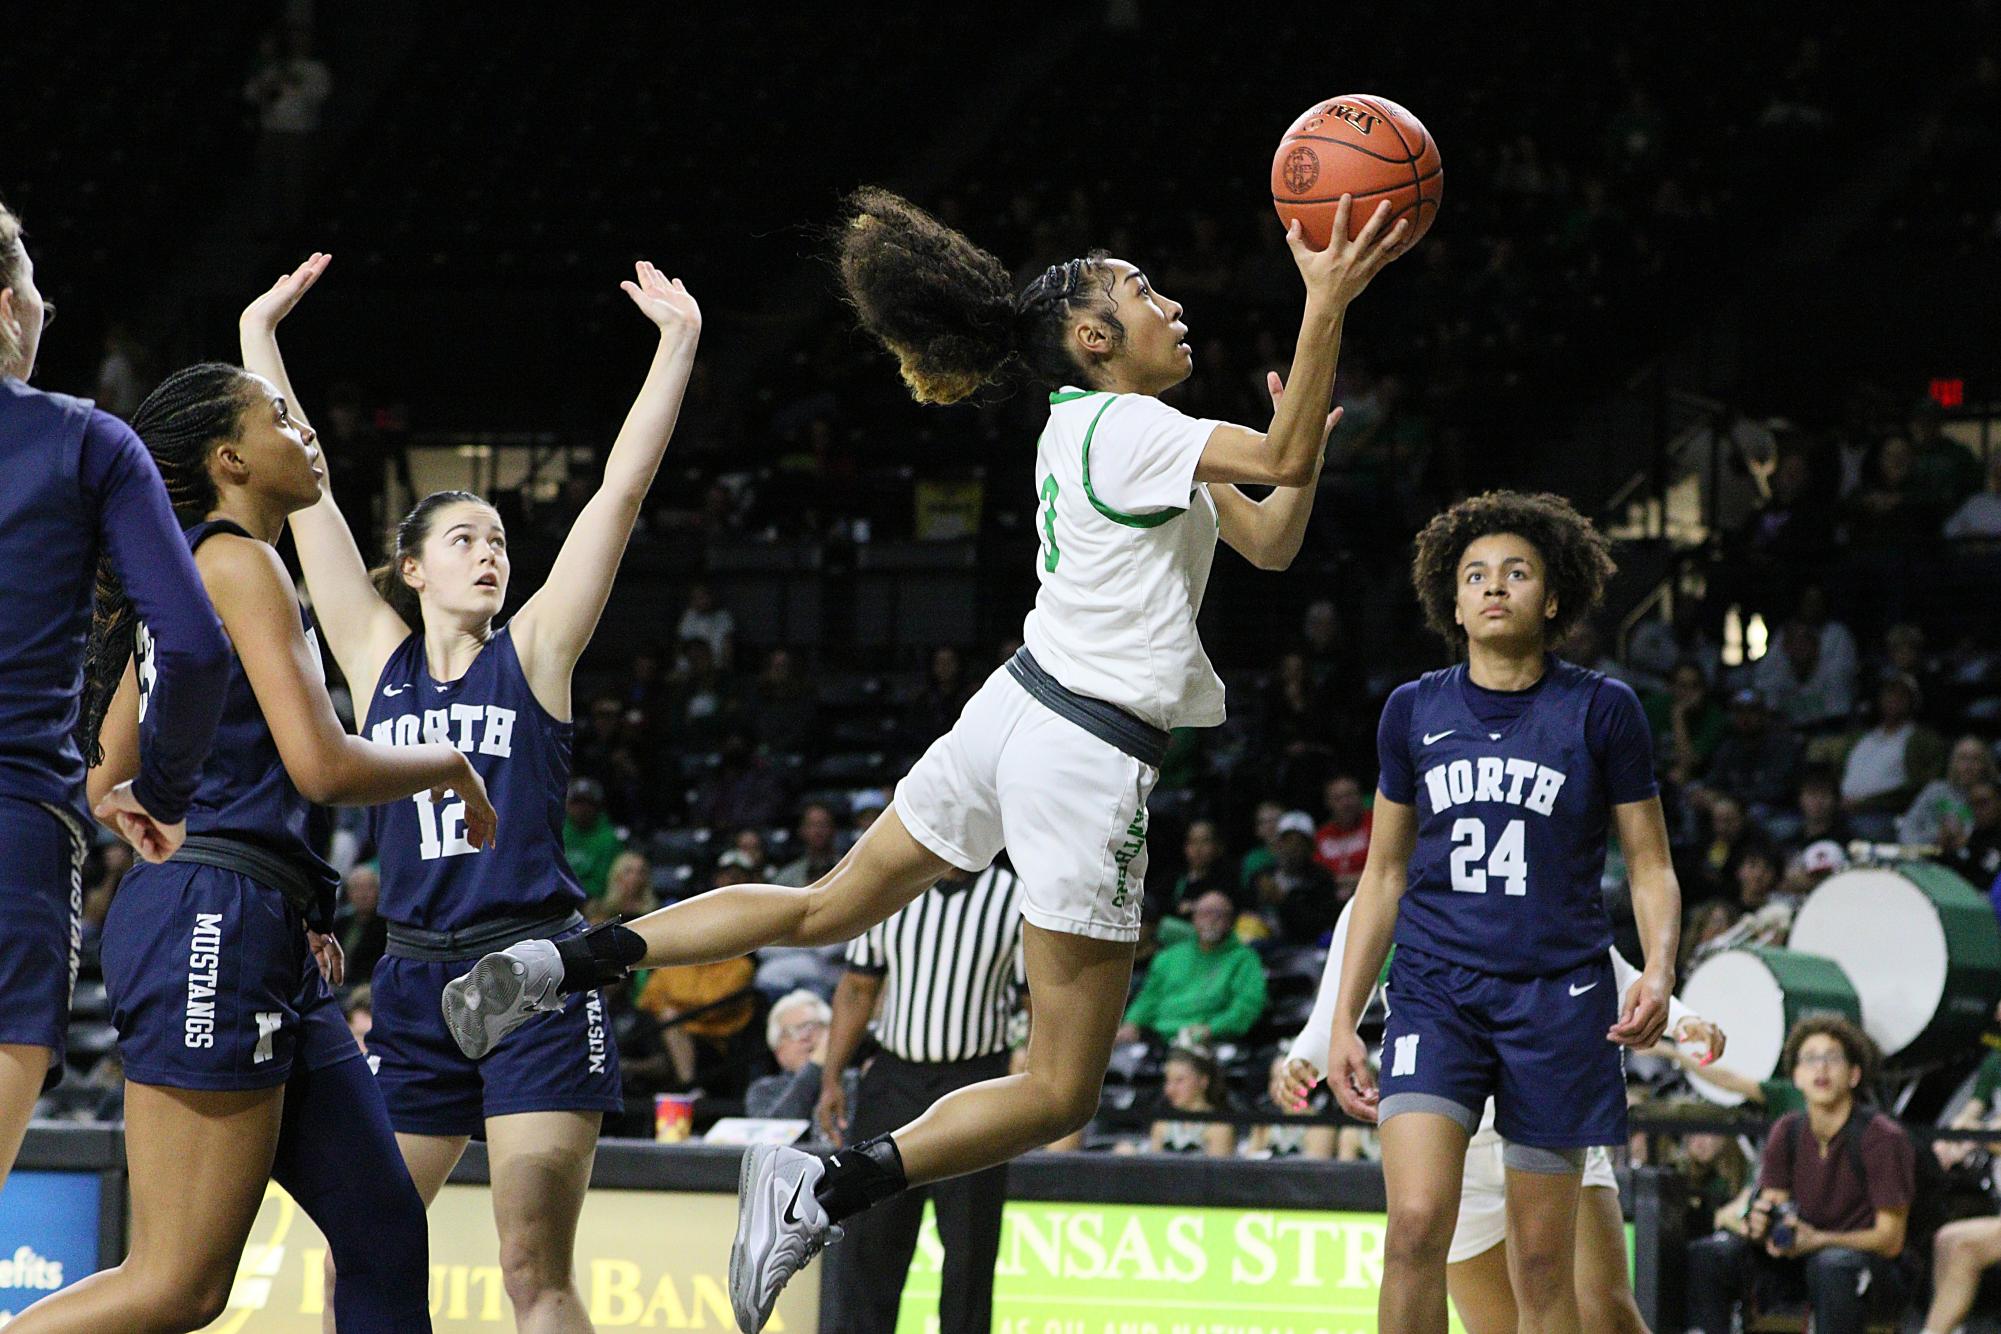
xmin=382 ymin=684 xmax=409 ymax=696
xmin=781 ymin=1173 xmax=810 ymax=1227
xmin=1568 ymin=982 xmax=1598 ymax=996
xmin=1422 ymin=730 xmax=1455 ymax=745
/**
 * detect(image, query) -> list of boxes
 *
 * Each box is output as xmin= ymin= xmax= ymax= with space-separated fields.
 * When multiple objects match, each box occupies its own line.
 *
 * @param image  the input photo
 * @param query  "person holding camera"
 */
xmin=1686 ymin=1015 xmax=1914 ymax=1333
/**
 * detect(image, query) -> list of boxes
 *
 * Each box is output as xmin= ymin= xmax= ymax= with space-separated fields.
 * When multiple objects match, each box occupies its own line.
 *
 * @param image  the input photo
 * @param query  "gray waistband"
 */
xmin=386 ymin=909 xmax=585 ymax=962
xmin=1004 ymin=648 xmax=1170 ymax=767
xmin=173 ymin=834 xmax=335 ymax=930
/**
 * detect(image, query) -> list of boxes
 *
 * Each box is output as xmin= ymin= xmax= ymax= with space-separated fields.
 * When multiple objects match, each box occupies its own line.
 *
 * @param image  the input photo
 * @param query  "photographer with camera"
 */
xmin=1687 ymin=1016 xmax=1914 ymax=1333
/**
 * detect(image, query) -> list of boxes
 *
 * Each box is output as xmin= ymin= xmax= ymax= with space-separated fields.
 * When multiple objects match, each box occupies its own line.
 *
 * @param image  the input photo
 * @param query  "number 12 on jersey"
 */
xmin=413 ymin=790 xmax=479 ymax=860
xmin=1449 ymin=817 xmax=1526 ymax=895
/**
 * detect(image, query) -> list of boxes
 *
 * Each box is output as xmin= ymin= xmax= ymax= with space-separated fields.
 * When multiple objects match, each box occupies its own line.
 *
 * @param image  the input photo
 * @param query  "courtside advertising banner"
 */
xmin=180 ymin=1182 xmax=821 ymax=1332
xmin=897 ymin=1201 xmax=1472 ymax=1334
xmin=0 ymin=1171 xmax=101 ymax=1320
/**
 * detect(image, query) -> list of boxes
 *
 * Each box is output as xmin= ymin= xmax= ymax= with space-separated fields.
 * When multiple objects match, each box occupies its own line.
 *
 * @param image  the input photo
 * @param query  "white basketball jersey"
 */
xmin=1020 ymin=387 xmax=1226 ymax=732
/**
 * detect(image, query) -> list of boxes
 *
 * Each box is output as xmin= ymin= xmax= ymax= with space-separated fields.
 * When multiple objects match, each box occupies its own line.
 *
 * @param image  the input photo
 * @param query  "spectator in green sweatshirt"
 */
xmin=1117 ymin=890 xmax=1269 ymax=1045
xmin=562 ymin=776 xmax=625 ymax=901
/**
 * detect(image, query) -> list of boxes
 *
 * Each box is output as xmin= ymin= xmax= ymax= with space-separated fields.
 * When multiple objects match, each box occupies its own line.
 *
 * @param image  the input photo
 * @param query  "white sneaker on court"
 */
xmin=729 ymin=1144 xmax=842 ymax=1332
xmin=439 ymin=938 xmax=565 ymax=1059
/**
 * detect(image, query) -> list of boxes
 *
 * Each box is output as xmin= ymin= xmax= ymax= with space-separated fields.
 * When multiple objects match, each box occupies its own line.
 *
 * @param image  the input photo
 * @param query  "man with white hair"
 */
xmin=745 ymin=990 xmax=842 ymax=1123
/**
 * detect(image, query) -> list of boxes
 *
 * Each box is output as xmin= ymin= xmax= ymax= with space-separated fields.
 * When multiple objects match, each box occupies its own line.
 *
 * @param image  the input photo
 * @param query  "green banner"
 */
xmin=895 ymin=1201 xmax=1470 ymax=1334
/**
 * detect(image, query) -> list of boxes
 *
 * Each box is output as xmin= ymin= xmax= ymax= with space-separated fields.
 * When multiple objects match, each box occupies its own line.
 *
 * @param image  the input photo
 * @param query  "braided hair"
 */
xmin=78 ymin=363 xmax=253 ymax=763
xmin=370 ymin=489 xmax=490 ymax=630
xmin=836 ymin=187 xmax=1124 ymax=405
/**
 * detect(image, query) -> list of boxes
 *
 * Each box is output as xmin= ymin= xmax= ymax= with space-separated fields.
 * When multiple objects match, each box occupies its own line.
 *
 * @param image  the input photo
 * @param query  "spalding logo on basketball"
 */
xmin=1281 ymin=146 xmax=1320 ymax=196
xmin=1323 ymin=102 xmax=1381 ymax=135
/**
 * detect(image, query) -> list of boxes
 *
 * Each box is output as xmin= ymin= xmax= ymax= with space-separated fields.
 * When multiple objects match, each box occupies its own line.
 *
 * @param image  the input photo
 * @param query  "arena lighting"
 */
xmin=1929 ymin=377 xmax=1965 ymax=408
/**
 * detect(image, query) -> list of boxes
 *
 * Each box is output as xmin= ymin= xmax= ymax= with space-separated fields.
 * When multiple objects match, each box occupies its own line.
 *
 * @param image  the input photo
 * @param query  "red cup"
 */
xmin=654 ymin=1093 xmax=695 ymax=1143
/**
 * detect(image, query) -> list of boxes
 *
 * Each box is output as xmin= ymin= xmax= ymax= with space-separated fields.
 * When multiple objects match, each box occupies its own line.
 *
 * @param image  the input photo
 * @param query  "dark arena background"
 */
xmin=4 ymin=3 xmax=2001 ymax=1331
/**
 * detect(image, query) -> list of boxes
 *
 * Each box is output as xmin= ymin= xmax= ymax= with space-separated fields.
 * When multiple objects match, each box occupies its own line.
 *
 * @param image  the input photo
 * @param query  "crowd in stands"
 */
xmin=14 ymin=10 xmax=2001 ymax=1324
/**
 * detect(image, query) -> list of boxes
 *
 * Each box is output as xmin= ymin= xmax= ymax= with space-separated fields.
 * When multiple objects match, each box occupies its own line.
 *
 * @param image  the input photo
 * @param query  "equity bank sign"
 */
xmin=189 ymin=1182 xmax=819 ymax=1331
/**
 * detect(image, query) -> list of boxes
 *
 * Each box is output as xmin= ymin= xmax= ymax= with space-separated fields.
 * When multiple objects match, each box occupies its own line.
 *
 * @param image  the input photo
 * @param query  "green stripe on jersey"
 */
xmin=1078 ymin=395 xmax=1184 ymax=529
xmin=1047 ymin=388 xmax=1104 ymax=404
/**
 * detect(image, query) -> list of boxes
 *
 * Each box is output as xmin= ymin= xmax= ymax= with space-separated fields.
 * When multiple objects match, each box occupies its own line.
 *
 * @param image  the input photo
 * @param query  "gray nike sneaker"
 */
xmin=729 ymin=1145 xmax=842 ymax=1332
xmin=440 ymin=938 xmax=565 ymax=1059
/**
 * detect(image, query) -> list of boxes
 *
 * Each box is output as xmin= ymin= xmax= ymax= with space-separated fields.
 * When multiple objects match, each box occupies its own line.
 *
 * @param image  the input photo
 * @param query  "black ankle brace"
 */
xmin=554 ymin=923 xmax=646 ymax=994
xmin=814 ymin=1133 xmax=907 ymax=1223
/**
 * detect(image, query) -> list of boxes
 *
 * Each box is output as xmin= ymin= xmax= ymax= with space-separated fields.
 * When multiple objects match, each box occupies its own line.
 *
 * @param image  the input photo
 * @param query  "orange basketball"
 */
xmin=1271 ymin=94 xmax=1442 ymax=250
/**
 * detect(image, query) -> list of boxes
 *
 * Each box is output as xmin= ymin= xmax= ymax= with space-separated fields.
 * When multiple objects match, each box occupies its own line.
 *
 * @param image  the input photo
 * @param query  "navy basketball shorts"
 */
xmin=1378 ymin=945 xmax=1627 ymax=1150
xmin=100 ymin=862 xmax=357 ymax=1090
xmin=0 ymin=798 xmax=87 ymax=1077
xmin=368 ymin=937 xmax=621 ymax=1137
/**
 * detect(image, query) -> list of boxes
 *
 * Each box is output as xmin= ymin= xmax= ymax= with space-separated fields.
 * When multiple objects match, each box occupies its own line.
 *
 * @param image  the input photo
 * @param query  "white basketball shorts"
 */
xmin=893 ymin=666 xmax=1156 ymax=943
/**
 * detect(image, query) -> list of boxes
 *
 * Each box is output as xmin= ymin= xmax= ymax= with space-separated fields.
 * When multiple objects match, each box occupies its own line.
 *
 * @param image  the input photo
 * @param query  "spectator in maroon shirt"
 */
xmin=1312 ymin=774 xmax=1371 ymax=899
xmin=1685 ymin=1016 xmax=1912 ymax=1333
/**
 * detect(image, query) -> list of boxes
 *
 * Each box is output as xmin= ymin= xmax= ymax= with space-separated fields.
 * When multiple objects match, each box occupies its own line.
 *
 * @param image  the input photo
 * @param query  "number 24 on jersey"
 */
xmin=1450 ymin=818 xmax=1526 ymax=896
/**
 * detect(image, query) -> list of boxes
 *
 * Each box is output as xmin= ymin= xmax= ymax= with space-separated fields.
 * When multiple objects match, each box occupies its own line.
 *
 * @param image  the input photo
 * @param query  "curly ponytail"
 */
xmin=1 ymin=198 xmax=27 ymax=374
xmin=78 ymin=363 xmax=251 ymax=763
xmin=836 ymin=188 xmax=1124 ymax=405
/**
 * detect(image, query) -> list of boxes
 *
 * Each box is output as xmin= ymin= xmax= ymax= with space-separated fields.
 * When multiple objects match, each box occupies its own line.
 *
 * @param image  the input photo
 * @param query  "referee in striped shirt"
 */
xmin=817 ymin=858 xmax=1025 ymax=1334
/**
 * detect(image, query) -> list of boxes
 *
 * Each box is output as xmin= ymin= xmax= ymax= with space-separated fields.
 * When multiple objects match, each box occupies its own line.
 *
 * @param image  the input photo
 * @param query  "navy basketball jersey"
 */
xmin=1377 ymin=658 xmax=1657 ymax=976
xmin=363 ymin=625 xmax=580 ymax=931
xmin=136 ymin=520 xmax=335 ymax=884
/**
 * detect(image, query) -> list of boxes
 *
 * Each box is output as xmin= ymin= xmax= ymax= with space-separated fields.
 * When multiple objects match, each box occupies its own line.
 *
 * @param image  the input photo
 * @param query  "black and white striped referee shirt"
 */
xmin=843 ymin=861 xmax=1025 ymax=1064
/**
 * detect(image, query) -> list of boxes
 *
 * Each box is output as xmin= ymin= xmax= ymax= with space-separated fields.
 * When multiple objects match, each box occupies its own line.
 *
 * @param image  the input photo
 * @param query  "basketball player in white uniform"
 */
xmin=440 ymin=188 xmax=1411 ymax=1331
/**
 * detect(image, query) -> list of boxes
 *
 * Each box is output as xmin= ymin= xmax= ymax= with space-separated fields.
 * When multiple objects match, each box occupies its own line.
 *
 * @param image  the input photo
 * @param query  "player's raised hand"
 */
xmin=1326 ymin=1029 xmax=1380 ymax=1123
xmin=241 ymin=251 xmax=331 ymax=334
xmin=620 ymin=261 xmax=701 ymax=341
xmin=1267 ymin=371 xmax=1343 ymax=448
xmin=1609 ymin=969 xmax=1672 ymax=1048
xmin=1284 ymin=196 xmax=1411 ymax=310
xmin=1272 ymin=1056 xmax=1321 ymax=1113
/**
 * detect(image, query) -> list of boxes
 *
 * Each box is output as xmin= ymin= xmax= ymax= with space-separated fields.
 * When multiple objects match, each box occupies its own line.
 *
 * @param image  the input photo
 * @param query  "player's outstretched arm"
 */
xmin=198 ymin=534 xmax=494 ymax=842
xmin=1326 ymin=796 xmax=1416 ymax=1122
xmin=513 ymin=262 xmax=700 ymax=709
xmin=1194 ymin=194 xmax=1407 ymax=492
xmin=1608 ymin=796 xmax=1681 ymax=1049
xmin=244 ymin=253 xmax=413 ymax=702
xmin=1211 ymin=371 xmax=1341 ymax=571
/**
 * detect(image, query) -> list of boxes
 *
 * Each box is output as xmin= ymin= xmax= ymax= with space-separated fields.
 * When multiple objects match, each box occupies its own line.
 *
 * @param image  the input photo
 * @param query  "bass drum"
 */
xmin=1788 ymin=860 xmax=2001 ymax=1068
xmin=1681 ymin=948 xmax=1861 ymax=1106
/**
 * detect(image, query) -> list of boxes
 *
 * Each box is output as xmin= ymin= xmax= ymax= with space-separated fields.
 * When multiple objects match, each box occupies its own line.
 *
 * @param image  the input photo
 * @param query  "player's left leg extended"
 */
xmin=487 ymin=1110 xmax=600 ymax=1334
xmin=1573 ymin=1178 xmax=1648 ymax=1333
xmin=1502 ymin=1155 xmax=1583 ymax=1334
xmin=891 ymin=923 xmax=1132 ymax=1180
